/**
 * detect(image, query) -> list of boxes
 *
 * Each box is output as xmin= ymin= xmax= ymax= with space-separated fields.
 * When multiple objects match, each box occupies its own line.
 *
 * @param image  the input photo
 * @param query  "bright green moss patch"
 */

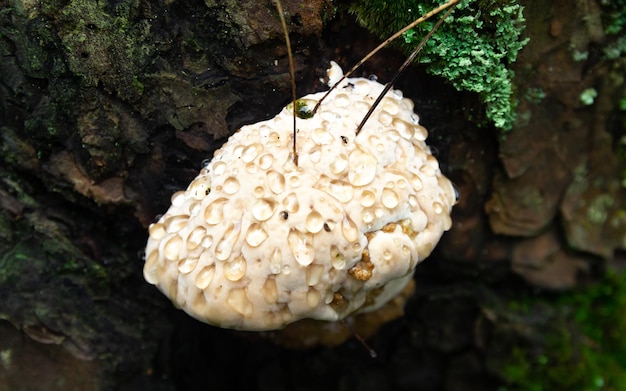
xmin=348 ymin=0 xmax=528 ymax=130
xmin=498 ymin=271 xmax=626 ymax=390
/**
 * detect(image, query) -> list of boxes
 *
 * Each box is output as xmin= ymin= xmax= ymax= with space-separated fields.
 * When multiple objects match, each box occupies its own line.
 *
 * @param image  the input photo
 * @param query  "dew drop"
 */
xmin=259 ymin=153 xmax=274 ymax=169
xmin=164 ymin=215 xmax=189 ymax=233
xmin=227 ymin=288 xmax=253 ymax=316
xmin=215 ymin=221 xmax=241 ymax=261
xmin=432 ymin=201 xmax=444 ymax=215
xmin=213 ymin=161 xmax=226 ymax=175
xmin=289 ymin=175 xmax=301 ymax=188
xmin=246 ymin=162 xmax=257 ymax=173
xmin=143 ymin=251 xmax=160 ymax=284
xmin=381 ymin=188 xmax=400 ymax=209
xmin=306 ymin=264 xmax=325 ymax=286
xmin=306 ymin=289 xmax=321 ymax=307
xmin=201 ymin=235 xmax=214 ymax=248
xmin=305 ymin=211 xmax=324 ymax=234
xmin=410 ymin=113 xmax=420 ymax=124
xmin=204 ymin=198 xmax=228 ymax=225
xmin=378 ymin=110 xmax=392 ymax=125
xmin=267 ymin=170 xmax=286 ymax=194
xmin=383 ymin=249 xmax=393 ymax=261
xmin=382 ymin=98 xmax=399 ymax=115
xmin=414 ymin=125 xmax=428 ymax=141
xmin=283 ymin=193 xmax=300 ymax=213
xmin=245 ymin=223 xmax=268 ymax=247
xmin=341 ymin=215 xmax=359 ymax=243
xmin=148 ymin=223 xmax=166 ymax=240
xmin=287 ymin=229 xmax=314 ymax=266
xmin=171 ymin=191 xmax=186 ymax=207
xmin=164 ymin=234 xmax=183 ymax=261
xmin=330 ymin=246 xmax=346 ymax=269
xmin=188 ymin=178 xmax=211 ymax=200
xmin=261 ymin=277 xmax=279 ymax=303
xmin=195 ymin=265 xmax=215 ymax=289
xmin=360 ymin=190 xmax=376 ymax=207
xmin=224 ymin=255 xmax=247 ymax=281
xmin=269 ymin=248 xmax=282 ymax=274
xmin=362 ymin=209 xmax=374 ymax=224
xmin=348 ymin=148 xmax=377 ymax=186
xmin=178 ymin=257 xmax=199 ymax=274
xmin=282 ymin=265 xmax=291 ymax=275
xmin=410 ymin=173 xmax=423 ymax=191
xmin=328 ymin=180 xmax=354 ymax=203
xmin=201 ymin=159 xmax=211 ymax=169
xmin=333 ymin=93 xmax=351 ymax=108
xmin=329 ymin=153 xmax=349 ymax=175
xmin=311 ymin=127 xmax=334 ymax=145
xmin=308 ymin=145 xmax=322 ymax=163
xmin=186 ymin=226 xmax=206 ymax=250
xmin=453 ymin=182 xmax=461 ymax=202
xmin=242 ymin=143 xmax=263 ymax=163
xmin=251 ymin=198 xmax=277 ymax=221
xmin=223 ymin=176 xmax=240 ymax=195
xmin=392 ymin=118 xmax=414 ymax=139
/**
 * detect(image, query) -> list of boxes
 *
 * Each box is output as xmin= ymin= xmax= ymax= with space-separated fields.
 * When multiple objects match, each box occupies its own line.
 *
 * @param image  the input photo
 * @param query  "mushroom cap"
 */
xmin=144 ymin=61 xmax=457 ymax=331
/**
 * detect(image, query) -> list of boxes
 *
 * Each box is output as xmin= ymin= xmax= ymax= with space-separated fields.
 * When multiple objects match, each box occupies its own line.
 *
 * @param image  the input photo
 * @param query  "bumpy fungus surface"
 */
xmin=144 ymin=62 xmax=456 ymax=331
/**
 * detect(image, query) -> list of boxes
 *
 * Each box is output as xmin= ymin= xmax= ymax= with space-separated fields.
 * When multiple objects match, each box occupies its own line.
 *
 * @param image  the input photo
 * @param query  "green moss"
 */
xmin=348 ymin=0 xmax=528 ymax=131
xmin=499 ymin=271 xmax=626 ymax=390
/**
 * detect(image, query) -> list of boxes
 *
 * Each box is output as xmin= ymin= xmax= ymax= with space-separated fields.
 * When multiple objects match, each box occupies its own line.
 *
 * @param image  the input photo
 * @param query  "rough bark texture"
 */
xmin=0 ymin=0 xmax=625 ymax=390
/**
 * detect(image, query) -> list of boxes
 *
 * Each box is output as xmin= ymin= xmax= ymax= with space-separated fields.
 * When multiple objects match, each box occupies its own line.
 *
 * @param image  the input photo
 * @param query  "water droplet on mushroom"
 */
xmin=215 ymin=221 xmax=241 ymax=261
xmin=360 ymin=190 xmax=376 ymax=207
xmin=267 ymin=170 xmax=285 ymax=194
xmin=213 ymin=161 xmax=226 ymax=175
xmin=259 ymin=153 xmax=274 ymax=169
xmin=330 ymin=153 xmax=349 ymax=175
xmin=432 ymin=201 xmax=444 ymax=215
xmin=410 ymin=173 xmax=423 ymax=190
xmin=378 ymin=110 xmax=392 ymax=125
xmin=362 ymin=209 xmax=374 ymax=224
xmin=283 ymin=193 xmax=300 ymax=213
xmin=289 ymin=175 xmax=301 ymax=188
xmin=178 ymin=257 xmax=199 ymax=274
xmin=327 ymin=180 xmax=354 ymax=203
xmin=282 ymin=265 xmax=291 ymax=275
xmin=188 ymin=178 xmax=210 ymax=200
xmin=204 ymin=198 xmax=227 ymax=225
xmin=187 ymin=226 xmax=206 ymax=250
xmin=224 ymin=255 xmax=247 ymax=281
xmin=201 ymin=235 xmax=213 ymax=248
xmin=305 ymin=211 xmax=324 ymax=234
xmin=368 ymin=74 xmax=378 ymax=81
xmin=223 ymin=176 xmax=240 ymax=194
xmin=143 ymin=251 xmax=160 ymax=284
xmin=164 ymin=234 xmax=183 ymax=261
xmin=246 ymin=162 xmax=257 ymax=174
xmin=308 ymin=145 xmax=322 ymax=163
xmin=149 ymin=223 xmax=166 ymax=240
xmin=410 ymin=113 xmax=420 ymax=124
xmin=245 ymin=223 xmax=268 ymax=247
xmin=382 ymin=98 xmax=399 ymax=115
xmin=269 ymin=248 xmax=282 ymax=274
xmin=381 ymin=188 xmax=400 ymax=209
xmin=348 ymin=148 xmax=377 ymax=186
xmin=311 ymin=127 xmax=334 ymax=145
xmin=288 ymin=229 xmax=314 ymax=266
xmin=414 ymin=125 xmax=428 ymax=141
xmin=164 ymin=215 xmax=189 ymax=233
xmin=306 ymin=289 xmax=321 ymax=308
xmin=306 ymin=264 xmax=325 ymax=286
xmin=201 ymin=159 xmax=211 ymax=169
xmin=227 ymin=288 xmax=253 ymax=316
xmin=383 ymin=249 xmax=392 ymax=261
xmin=242 ymin=143 xmax=263 ymax=163
xmin=171 ymin=191 xmax=186 ymax=207
xmin=341 ymin=215 xmax=359 ymax=243
xmin=195 ymin=265 xmax=215 ymax=289
xmin=333 ymin=93 xmax=350 ymax=108
xmin=261 ymin=277 xmax=279 ymax=303
xmin=330 ymin=246 xmax=346 ymax=270
xmin=392 ymin=118 xmax=414 ymax=139
xmin=251 ymin=198 xmax=277 ymax=221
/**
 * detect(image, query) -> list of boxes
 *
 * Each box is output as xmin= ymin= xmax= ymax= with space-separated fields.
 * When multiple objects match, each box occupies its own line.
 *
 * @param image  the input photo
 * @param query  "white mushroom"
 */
xmin=144 ymin=61 xmax=457 ymax=331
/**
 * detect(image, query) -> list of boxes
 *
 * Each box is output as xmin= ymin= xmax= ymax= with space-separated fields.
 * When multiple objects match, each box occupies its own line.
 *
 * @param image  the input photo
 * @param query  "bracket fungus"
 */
xmin=144 ymin=62 xmax=457 ymax=333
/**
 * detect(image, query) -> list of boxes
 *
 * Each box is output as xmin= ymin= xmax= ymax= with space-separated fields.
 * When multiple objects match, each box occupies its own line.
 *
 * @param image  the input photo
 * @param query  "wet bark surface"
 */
xmin=1 ymin=0 xmax=625 ymax=390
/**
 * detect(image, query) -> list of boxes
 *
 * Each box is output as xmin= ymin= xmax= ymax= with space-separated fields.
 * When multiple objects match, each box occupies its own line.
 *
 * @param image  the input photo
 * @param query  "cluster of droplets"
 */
xmin=144 ymin=64 xmax=457 ymax=331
